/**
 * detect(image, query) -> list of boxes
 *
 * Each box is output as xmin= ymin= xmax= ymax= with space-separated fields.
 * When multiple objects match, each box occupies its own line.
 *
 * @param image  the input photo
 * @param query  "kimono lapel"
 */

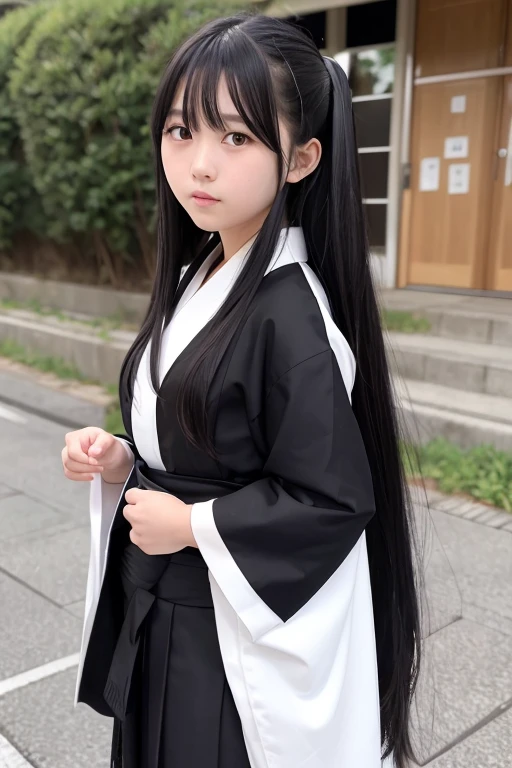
xmin=263 ymin=226 xmax=307 ymax=274
xmin=132 ymin=234 xmax=256 ymax=471
xmin=159 ymin=226 xmax=308 ymax=389
xmin=132 ymin=226 xmax=309 ymax=472
xmin=172 ymin=234 xmax=220 ymax=309
xmin=173 ymin=242 xmax=223 ymax=316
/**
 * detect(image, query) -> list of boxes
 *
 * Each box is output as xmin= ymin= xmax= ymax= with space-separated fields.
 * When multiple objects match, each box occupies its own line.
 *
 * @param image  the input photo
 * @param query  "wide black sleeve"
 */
xmin=190 ymin=347 xmax=376 ymax=642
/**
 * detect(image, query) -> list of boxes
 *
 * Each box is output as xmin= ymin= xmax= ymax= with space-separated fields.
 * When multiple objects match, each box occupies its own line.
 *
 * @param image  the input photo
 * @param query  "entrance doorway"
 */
xmin=402 ymin=0 xmax=512 ymax=291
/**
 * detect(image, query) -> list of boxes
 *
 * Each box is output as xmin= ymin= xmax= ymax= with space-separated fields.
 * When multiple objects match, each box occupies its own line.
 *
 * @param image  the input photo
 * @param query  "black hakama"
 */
xmin=103 ymin=464 xmax=251 ymax=768
xmin=112 ymin=549 xmax=249 ymax=768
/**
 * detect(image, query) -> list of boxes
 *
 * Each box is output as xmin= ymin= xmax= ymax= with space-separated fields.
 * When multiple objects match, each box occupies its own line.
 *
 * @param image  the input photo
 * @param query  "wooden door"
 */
xmin=407 ymin=77 xmax=500 ymax=288
xmin=487 ymin=76 xmax=512 ymax=291
xmin=415 ymin=0 xmax=507 ymax=78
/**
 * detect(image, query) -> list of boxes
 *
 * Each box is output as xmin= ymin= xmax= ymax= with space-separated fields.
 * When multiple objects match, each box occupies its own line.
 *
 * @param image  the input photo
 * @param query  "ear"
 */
xmin=286 ymin=138 xmax=322 ymax=184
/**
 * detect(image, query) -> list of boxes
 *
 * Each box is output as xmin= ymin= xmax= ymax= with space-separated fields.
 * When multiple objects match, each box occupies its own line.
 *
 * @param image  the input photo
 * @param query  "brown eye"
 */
xmin=226 ymin=132 xmax=248 ymax=147
xmin=166 ymin=126 xmax=192 ymax=141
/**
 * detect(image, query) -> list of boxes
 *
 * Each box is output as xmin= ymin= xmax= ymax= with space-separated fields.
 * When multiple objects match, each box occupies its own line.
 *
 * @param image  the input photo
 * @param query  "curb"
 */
xmin=424 ymin=489 xmax=512 ymax=532
xmin=0 ymin=361 xmax=110 ymax=429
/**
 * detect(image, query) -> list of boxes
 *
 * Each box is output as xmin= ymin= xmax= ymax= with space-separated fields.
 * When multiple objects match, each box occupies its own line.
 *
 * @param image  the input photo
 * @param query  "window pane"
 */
xmin=288 ymin=11 xmax=326 ymax=50
xmin=365 ymin=204 xmax=387 ymax=249
xmin=353 ymin=98 xmax=391 ymax=148
xmin=347 ymin=48 xmax=395 ymax=97
xmin=359 ymin=152 xmax=389 ymax=199
xmin=346 ymin=0 xmax=397 ymax=49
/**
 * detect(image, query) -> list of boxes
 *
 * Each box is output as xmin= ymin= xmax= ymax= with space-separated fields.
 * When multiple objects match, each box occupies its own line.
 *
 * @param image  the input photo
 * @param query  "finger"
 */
xmin=129 ymin=528 xmax=140 ymax=547
xmin=66 ymin=435 xmax=91 ymax=464
xmin=62 ymin=446 xmax=95 ymax=472
xmin=124 ymin=487 xmax=144 ymax=505
xmin=63 ymin=467 xmax=94 ymax=482
xmin=88 ymin=431 xmax=113 ymax=462
xmin=64 ymin=457 xmax=104 ymax=474
xmin=123 ymin=504 xmax=134 ymax=523
xmin=75 ymin=427 xmax=102 ymax=458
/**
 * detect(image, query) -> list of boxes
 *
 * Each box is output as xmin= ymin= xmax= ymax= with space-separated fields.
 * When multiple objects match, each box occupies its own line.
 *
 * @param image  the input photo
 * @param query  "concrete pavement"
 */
xmin=0 ymin=396 xmax=510 ymax=767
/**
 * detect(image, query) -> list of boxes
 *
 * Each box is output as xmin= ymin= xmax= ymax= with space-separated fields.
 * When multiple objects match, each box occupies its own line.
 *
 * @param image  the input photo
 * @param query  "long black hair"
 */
xmin=120 ymin=13 xmax=422 ymax=766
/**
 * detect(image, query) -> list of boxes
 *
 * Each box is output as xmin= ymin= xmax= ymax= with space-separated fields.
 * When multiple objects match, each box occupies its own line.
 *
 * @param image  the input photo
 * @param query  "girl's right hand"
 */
xmin=61 ymin=427 xmax=133 ymax=484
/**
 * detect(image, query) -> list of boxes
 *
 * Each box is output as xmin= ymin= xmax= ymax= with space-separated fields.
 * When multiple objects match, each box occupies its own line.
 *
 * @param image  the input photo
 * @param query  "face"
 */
xmin=161 ymin=76 xmax=289 ymax=247
xmin=161 ymin=74 xmax=322 ymax=253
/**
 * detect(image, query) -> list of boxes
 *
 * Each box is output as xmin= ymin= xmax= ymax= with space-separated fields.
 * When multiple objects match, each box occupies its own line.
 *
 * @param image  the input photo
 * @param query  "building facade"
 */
xmin=261 ymin=0 xmax=512 ymax=295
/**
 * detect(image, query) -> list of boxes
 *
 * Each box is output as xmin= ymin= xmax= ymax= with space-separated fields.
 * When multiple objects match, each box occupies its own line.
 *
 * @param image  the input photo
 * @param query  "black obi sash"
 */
xmin=103 ymin=460 xmax=243 ymax=721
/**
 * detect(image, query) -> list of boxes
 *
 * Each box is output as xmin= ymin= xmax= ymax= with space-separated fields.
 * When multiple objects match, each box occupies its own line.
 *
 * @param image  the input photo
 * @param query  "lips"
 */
xmin=191 ymin=190 xmax=220 ymax=208
xmin=192 ymin=191 xmax=219 ymax=201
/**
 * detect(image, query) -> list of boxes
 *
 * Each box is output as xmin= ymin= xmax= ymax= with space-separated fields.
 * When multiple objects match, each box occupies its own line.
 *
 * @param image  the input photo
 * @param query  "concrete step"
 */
xmin=1 ymin=307 xmax=512 ymax=451
xmin=387 ymin=332 xmax=512 ymax=397
xmin=0 ymin=358 xmax=110 ymax=429
xmin=0 ymin=308 xmax=134 ymax=385
xmin=396 ymin=379 xmax=512 ymax=452
xmin=0 ymin=271 xmax=149 ymax=322
xmin=381 ymin=289 xmax=512 ymax=346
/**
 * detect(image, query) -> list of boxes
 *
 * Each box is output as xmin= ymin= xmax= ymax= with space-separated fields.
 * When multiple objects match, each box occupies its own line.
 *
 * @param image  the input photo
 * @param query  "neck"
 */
xmin=218 ymin=208 xmax=271 ymax=261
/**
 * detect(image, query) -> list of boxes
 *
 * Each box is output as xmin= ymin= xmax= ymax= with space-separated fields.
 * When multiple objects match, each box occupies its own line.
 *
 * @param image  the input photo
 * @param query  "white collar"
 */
xmin=264 ymin=227 xmax=308 ymax=274
xmin=205 ymin=225 xmax=308 ymax=275
xmin=177 ymin=226 xmax=308 ymax=315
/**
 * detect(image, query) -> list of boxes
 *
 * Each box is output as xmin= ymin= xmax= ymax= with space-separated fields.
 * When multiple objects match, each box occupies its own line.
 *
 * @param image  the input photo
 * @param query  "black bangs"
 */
xmin=158 ymin=22 xmax=283 ymax=155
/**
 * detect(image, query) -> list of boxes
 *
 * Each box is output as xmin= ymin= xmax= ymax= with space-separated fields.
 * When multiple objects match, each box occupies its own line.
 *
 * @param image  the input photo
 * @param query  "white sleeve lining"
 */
xmin=190 ymin=499 xmax=282 ymax=642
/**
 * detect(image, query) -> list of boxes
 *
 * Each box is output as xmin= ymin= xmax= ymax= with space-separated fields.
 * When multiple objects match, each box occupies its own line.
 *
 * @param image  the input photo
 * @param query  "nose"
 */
xmin=190 ymin=141 xmax=217 ymax=182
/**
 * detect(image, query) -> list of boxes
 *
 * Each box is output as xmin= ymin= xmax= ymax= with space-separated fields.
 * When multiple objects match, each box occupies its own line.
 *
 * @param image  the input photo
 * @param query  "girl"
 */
xmin=62 ymin=13 xmax=421 ymax=768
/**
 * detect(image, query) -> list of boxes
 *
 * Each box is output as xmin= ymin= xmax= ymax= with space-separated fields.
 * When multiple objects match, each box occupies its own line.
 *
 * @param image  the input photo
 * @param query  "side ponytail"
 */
xmin=298 ymin=57 xmax=422 ymax=766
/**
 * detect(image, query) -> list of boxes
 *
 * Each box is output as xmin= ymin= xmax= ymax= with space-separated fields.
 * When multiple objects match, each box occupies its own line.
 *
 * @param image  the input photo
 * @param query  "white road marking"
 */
xmin=0 ymin=653 xmax=79 ymax=698
xmin=0 ymin=734 xmax=32 ymax=767
xmin=0 ymin=404 xmax=26 ymax=425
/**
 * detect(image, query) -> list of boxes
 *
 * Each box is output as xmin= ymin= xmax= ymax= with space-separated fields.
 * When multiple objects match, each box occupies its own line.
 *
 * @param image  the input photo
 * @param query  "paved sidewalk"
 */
xmin=0 ymin=396 xmax=510 ymax=767
xmin=407 ymin=486 xmax=512 ymax=766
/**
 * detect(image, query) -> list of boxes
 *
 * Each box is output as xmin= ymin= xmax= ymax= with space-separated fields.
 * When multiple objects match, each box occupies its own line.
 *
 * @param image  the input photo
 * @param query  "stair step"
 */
xmin=1 ymin=307 xmax=512 ymax=452
xmin=0 ymin=309 xmax=134 ymax=385
xmin=396 ymin=379 xmax=512 ymax=452
xmin=381 ymin=289 xmax=512 ymax=346
xmin=387 ymin=332 xmax=512 ymax=397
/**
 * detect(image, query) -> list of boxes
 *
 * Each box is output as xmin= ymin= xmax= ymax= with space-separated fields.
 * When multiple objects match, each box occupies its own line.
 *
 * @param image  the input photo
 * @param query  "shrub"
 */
xmin=406 ymin=438 xmax=512 ymax=512
xmin=0 ymin=1 xmax=49 ymax=249
xmin=7 ymin=0 xmax=240 ymax=284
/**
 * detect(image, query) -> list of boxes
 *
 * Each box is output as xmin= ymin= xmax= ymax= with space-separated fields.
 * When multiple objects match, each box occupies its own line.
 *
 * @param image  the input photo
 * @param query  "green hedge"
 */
xmin=0 ymin=1 xmax=49 ymax=249
xmin=1 ymin=0 xmax=240 ymax=283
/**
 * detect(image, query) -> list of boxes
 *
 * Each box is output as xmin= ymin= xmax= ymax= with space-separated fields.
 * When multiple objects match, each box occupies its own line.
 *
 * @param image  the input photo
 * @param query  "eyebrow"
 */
xmin=166 ymin=108 xmax=246 ymax=125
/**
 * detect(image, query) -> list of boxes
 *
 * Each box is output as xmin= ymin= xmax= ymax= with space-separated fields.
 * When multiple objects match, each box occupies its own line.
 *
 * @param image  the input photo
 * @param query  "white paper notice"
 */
xmin=448 ymin=163 xmax=470 ymax=195
xmin=420 ymin=157 xmax=440 ymax=192
xmin=451 ymin=95 xmax=466 ymax=114
xmin=444 ymin=136 xmax=469 ymax=159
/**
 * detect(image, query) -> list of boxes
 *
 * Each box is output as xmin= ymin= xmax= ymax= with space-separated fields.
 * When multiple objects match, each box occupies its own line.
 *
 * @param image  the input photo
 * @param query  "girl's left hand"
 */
xmin=123 ymin=488 xmax=196 ymax=555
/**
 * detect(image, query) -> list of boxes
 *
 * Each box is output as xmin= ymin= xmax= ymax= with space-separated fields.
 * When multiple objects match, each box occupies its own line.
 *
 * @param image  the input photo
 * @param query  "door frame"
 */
xmin=485 ymin=74 xmax=512 ymax=291
xmin=398 ymin=65 xmax=512 ymax=292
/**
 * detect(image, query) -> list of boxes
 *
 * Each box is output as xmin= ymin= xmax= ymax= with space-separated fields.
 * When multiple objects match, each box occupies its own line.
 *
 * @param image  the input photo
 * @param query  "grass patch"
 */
xmin=104 ymin=400 xmax=124 ymax=434
xmin=0 ymin=338 xmax=88 ymax=381
xmin=0 ymin=297 xmax=69 ymax=322
xmin=104 ymin=383 xmax=124 ymax=434
xmin=0 ymin=339 xmax=122 ymax=432
xmin=382 ymin=309 xmax=431 ymax=334
xmin=0 ymin=297 xmax=137 ymax=336
xmin=404 ymin=438 xmax=512 ymax=512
